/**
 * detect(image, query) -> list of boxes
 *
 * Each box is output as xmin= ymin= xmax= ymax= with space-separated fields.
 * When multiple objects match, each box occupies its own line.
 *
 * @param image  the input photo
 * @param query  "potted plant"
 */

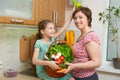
xmin=98 ymin=6 xmax=120 ymax=69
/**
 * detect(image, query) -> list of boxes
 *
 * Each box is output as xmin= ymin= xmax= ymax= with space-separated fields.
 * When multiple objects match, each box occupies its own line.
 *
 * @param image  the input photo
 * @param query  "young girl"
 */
xmin=32 ymin=7 xmax=75 ymax=80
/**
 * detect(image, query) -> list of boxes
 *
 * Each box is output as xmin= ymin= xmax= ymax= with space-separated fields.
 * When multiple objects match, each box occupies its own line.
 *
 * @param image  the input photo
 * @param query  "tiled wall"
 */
xmin=0 ymin=24 xmax=37 ymax=73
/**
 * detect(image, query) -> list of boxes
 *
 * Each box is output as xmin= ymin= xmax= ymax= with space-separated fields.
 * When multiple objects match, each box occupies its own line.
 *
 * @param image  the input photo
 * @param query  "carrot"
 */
xmin=65 ymin=31 xmax=70 ymax=44
xmin=57 ymin=67 xmax=62 ymax=70
xmin=69 ymin=30 xmax=75 ymax=46
xmin=56 ymin=68 xmax=66 ymax=73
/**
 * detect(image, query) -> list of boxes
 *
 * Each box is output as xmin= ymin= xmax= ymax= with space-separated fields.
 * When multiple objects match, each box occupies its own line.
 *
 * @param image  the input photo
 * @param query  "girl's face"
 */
xmin=73 ymin=11 xmax=88 ymax=30
xmin=42 ymin=23 xmax=55 ymax=38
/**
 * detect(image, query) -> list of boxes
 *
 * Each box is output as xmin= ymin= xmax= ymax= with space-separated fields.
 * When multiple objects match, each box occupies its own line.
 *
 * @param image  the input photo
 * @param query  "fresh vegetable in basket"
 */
xmin=47 ymin=42 xmax=73 ymax=68
xmin=65 ymin=30 xmax=75 ymax=46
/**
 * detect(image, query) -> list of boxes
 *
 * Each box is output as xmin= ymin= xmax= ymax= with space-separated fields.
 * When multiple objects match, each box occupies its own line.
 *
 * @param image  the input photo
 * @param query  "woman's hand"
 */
xmin=64 ymin=62 xmax=75 ymax=74
xmin=47 ymin=61 xmax=59 ymax=70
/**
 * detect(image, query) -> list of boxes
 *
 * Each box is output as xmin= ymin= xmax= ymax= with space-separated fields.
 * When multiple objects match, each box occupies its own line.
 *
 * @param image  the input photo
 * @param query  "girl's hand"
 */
xmin=64 ymin=62 xmax=75 ymax=74
xmin=73 ymin=5 xmax=76 ymax=12
xmin=47 ymin=61 xmax=59 ymax=70
xmin=69 ymin=77 xmax=75 ymax=80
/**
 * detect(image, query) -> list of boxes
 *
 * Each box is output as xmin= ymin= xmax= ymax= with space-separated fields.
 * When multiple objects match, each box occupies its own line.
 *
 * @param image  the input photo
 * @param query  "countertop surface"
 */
xmin=0 ymin=73 xmax=40 ymax=80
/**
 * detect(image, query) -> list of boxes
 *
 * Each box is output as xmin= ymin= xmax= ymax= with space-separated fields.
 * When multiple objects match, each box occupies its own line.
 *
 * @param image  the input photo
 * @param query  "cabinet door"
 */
xmin=36 ymin=0 xmax=53 ymax=24
xmin=52 ymin=0 xmax=65 ymax=27
xmin=0 ymin=0 xmax=37 ymax=25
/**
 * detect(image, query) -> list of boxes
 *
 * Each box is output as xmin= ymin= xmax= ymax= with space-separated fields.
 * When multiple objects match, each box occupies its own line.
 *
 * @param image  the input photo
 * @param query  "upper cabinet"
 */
xmin=37 ymin=0 xmax=65 ymax=27
xmin=36 ymin=0 xmax=53 ymax=23
xmin=0 ymin=0 xmax=65 ymax=26
xmin=0 ymin=0 xmax=37 ymax=25
xmin=52 ymin=0 xmax=65 ymax=27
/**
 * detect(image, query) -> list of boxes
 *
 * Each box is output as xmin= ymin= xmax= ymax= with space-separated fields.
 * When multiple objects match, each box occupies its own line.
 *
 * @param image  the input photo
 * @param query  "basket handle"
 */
xmin=46 ymin=40 xmax=74 ymax=59
xmin=50 ymin=40 xmax=68 ymax=46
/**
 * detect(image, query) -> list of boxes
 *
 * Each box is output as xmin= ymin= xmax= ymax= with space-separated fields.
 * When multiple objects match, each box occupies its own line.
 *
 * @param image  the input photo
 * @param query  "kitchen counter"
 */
xmin=0 ymin=73 xmax=40 ymax=80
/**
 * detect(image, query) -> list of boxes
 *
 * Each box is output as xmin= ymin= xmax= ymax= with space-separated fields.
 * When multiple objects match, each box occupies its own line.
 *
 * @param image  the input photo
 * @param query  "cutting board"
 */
xmin=30 ymin=34 xmax=36 ymax=59
xmin=20 ymin=36 xmax=30 ymax=62
xmin=30 ymin=34 xmax=36 ymax=71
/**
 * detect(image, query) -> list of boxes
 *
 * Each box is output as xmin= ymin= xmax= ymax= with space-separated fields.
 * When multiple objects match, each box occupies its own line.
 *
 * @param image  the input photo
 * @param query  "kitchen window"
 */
xmin=107 ymin=0 xmax=120 ymax=61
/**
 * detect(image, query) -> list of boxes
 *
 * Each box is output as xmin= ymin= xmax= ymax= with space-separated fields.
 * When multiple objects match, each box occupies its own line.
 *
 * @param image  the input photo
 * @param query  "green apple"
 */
xmin=75 ymin=2 xmax=82 ymax=9
xmin=72 ymin=0 xmax=82 ymax=9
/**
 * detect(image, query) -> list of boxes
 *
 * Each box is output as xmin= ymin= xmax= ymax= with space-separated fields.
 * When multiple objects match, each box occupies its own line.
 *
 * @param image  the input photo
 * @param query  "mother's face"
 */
xmin=73 ymin=11 xmax=89 ymax=29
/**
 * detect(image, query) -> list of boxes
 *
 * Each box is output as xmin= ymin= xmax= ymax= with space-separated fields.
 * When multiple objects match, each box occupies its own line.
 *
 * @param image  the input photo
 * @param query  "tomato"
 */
xmin=56 ymin=58 xmax=63 ymax=64
xmin=60 ymin=56 xmax=64 ymax=61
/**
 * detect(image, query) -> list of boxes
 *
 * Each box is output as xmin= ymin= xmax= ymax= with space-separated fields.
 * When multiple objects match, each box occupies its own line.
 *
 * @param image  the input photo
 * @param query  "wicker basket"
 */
xmin=44 ymin=40 xmax=73 ymax=78
xmin=45 ymin=66 xmax=66 ymax=78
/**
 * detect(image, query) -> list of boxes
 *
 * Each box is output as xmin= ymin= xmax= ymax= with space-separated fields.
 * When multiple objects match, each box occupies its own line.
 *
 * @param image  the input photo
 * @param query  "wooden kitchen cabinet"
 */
xmin=0 ymin=0 xmax=65 ymax=26
xmin=36 ymin=0 xmax=53 ymax=23
xmin=0 ymin=0 xmax=37 ymax=25
xmin=36 ymin=0 xmax=65 ymax=27
xmin=52 ymin=0 xmax=65 ymax=27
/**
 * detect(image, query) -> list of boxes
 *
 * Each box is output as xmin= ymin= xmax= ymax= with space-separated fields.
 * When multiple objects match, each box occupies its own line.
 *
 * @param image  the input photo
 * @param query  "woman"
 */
xmin=64 ymin=7 xmax=101 ymax=80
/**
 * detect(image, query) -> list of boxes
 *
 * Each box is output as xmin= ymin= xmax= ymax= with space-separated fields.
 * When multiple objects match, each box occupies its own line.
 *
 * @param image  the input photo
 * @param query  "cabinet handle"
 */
xmin=10 ymin=19 xmax=24 ymax=23
xmin=53 ymin=11 xmax=56 ymax=23
xmin=55 ymin=11 xmax=58 ymax=24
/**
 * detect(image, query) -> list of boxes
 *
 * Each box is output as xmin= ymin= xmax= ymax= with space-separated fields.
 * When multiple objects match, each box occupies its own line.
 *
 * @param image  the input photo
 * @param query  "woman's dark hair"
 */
xmin=36 ymin=20 xmax=52 ymax=40
xmin=72 ymin=7 xmax=92 ymax=27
